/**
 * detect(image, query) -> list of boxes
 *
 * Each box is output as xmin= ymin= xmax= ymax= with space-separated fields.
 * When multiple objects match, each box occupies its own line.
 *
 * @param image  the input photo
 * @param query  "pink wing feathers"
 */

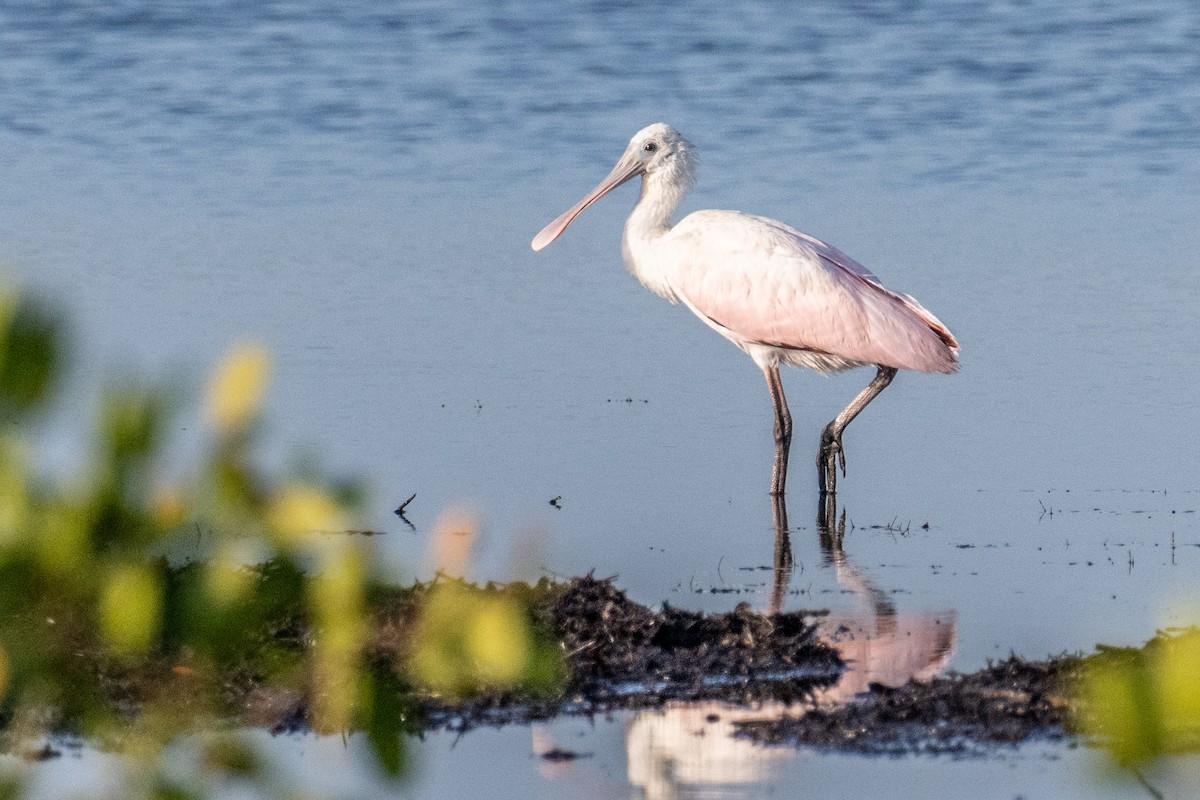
xmin=664 ymin=211 xmax=958 ymax=374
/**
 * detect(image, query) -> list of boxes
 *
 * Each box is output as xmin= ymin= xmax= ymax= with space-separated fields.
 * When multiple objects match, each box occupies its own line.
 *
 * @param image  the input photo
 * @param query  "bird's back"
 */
xmin=660 ymin=210 xmax=958 ymax=374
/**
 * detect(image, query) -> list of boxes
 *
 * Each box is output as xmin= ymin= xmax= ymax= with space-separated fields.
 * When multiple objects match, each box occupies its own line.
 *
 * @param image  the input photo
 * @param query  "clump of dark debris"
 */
xmin=418 ymin=576 xmax=843 ymax=730
xmin=547 ymin=575 xmax=842 ymax=705
xmin=736 ymin=655 xmax=1084 ymax=756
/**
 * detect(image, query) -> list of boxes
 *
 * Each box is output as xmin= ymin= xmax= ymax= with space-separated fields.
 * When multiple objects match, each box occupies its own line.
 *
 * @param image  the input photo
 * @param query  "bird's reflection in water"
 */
xmin=618 ymin=492 xmax=957 ymax=799
xmin=808 ymin=492 xmax=956 ymax=698
xmin=768 ymin=491 xmax=793 ymax=616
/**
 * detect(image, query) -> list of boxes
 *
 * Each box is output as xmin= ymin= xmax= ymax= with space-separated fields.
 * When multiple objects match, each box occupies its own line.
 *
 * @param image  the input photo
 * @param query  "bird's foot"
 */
xmin=817 ymin=427 xmax=846 ymax=494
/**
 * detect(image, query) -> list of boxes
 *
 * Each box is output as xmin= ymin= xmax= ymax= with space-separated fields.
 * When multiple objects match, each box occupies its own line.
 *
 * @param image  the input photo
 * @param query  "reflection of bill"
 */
xmin=621 ymin=493 xmax=956 ymax=798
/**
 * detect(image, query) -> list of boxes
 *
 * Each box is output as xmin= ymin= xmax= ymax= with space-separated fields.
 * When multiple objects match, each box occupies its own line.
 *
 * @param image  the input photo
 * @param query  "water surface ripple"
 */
xmin=3 ymin=0 xmax=1198 ymax=192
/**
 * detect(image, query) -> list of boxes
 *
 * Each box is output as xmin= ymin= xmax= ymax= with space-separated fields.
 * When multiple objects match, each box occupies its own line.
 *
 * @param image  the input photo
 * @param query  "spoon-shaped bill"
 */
xmin=531 ymin=157 xmax=644 ymax=251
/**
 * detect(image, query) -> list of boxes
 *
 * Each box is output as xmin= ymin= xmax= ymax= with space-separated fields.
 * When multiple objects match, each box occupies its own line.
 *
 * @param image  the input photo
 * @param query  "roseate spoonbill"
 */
xmin=531 ymin=123 xmax=958 ymax=496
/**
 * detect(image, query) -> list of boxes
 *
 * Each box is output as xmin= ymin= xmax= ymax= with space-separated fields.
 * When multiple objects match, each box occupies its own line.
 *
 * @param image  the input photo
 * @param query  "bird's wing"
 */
xmin=665 ymin=211 xmax=958 ymax=373
xmin=794 ymin=222 xmax=959 ymax=353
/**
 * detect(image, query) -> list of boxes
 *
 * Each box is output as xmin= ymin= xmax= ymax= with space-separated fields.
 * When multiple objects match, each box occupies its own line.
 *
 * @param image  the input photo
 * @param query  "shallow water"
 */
xmin=3 ymin=0 xmax=1200 ymax=795
xmin=15 ymin=726 xmax=1200 ymax=800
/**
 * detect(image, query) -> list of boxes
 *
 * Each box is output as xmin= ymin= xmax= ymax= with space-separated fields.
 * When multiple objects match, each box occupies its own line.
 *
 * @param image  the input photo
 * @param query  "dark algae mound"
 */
xmin=547 ymin=575 xmax=842 ymax=704
xmin=418 ymin=576 xmax=843 ymax=730
xmin=737 ymin=655 xmax=1084 ymax=756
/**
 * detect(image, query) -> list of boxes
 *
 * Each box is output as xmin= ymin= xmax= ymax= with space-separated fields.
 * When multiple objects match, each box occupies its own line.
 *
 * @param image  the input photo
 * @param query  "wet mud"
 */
xmin=414 ymin=578 xmax=1084 ymax=756
xmin=735 ymin=655 xmax=1083 ymax=756
xmin=545 ymin=575 xmax=842 ymax=702
xmin=74 ymin=573 xmax=1085 ymax=757
xmin=378 ymin=575 xmax=844 ymax=732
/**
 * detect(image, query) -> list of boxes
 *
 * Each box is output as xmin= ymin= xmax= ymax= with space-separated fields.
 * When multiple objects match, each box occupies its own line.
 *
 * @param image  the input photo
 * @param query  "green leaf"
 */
xmin=0 ymin=297 xmax=64 ymax=422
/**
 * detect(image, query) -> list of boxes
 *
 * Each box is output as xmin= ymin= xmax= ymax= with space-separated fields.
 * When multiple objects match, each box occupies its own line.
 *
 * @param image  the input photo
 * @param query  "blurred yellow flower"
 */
xmin=205 ymin=343 xmax=270 ymax=433
xmin=1079 ymin=628 xmax=1200 ymax=766
xmin=1157 ymin=631 xmax=1200 ymax=728
xmin=205 ymin=542 xmax=258 ymax=606
xmin=409 ymin=582 xmax=532 ymax=696
xmin=465 ymin=597 xmax=530 ymax=685
xmin=309 ymin=546 xmax=367 ymax=732
xmin=268 ymin=484 xmax=349 ymax=545
xmin=35 ymin=503 xmax=89 ymax=576
xmin=100 ymin=563 xmax=164 ymax=654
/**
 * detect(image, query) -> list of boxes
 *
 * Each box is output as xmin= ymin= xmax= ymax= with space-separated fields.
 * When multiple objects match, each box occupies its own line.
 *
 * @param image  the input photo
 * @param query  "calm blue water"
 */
xmin=3 ymin=1 xmax=1200 ymax=797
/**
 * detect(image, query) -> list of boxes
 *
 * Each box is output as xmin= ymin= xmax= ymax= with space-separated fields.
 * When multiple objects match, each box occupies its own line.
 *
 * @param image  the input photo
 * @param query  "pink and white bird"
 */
xmin=532 ymin=123 xmax=958 ymax=496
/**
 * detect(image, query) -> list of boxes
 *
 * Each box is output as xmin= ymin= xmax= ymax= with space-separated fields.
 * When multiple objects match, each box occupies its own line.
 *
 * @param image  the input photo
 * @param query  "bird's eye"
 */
xmin=643 ymin=141 xmax=658 ymax=153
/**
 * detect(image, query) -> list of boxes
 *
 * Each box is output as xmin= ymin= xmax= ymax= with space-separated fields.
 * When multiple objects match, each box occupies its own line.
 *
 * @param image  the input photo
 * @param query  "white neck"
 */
xmin=621 ymin=167 xmax=692 ymax=301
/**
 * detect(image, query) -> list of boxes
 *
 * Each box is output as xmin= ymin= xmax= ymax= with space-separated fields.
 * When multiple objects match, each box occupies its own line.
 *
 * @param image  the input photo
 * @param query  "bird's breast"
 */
xmin=621 ymin=228 xmax=681 ymax=304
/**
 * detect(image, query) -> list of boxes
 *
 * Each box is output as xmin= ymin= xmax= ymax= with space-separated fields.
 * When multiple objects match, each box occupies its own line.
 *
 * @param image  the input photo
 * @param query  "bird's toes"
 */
xmin=817 ymin=436 xmax=841 ymax=465
xmin=817 ymin=437 xmax=842 ymax=494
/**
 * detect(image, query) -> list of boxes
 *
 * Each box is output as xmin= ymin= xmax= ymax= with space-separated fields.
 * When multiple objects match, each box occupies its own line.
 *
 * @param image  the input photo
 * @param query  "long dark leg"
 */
xmin=818 ymin=366 xmax=898 ymax=495
xmin=764 ymin=365 xmax=792 ymax=496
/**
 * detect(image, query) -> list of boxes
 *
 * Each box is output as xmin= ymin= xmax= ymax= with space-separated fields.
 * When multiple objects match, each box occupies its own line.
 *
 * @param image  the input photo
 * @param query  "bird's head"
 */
xmin=624 ymin=123 xmax=696 ymax=183
xmin=532 ymin=123 xmax=696 ymax=251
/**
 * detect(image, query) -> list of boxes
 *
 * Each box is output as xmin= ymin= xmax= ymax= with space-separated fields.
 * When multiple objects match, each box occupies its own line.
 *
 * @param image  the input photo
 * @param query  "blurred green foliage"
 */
xmin=1078 ymin=627 xmax=1200 ymax=767
xmin=0 ymin=288 xmax=62 ymax=423
xmin=408 ymin=576 xmax=564 ymax=698
xmin=0 ymin=287 xmax=560 ymax=797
